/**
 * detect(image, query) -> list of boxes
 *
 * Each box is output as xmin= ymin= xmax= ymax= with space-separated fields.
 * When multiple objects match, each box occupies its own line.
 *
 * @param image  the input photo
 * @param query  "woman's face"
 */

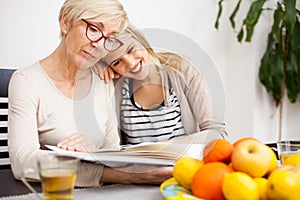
xmin=62 ymin=17 xmax=120 ymax=69
xmin=103 ymin=37 xmax=152 ymax=80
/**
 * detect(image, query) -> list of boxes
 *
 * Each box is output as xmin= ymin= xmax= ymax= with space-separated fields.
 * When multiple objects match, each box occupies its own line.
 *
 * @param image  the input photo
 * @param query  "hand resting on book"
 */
xmin=57 ymin=133 xmax=99 ymax=152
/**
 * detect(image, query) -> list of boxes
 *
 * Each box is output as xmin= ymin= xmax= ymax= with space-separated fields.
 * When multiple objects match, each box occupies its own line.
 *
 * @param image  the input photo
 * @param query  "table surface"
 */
xmin=0 ymin=169 xmax=42 ymax=197
xmin=0 ymin=169 xmax=163 ymax=200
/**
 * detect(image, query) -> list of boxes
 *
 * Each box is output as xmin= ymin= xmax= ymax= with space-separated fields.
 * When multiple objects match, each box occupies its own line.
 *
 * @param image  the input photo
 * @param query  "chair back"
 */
xmin=0 ymin=69 xmax=16 ymax=169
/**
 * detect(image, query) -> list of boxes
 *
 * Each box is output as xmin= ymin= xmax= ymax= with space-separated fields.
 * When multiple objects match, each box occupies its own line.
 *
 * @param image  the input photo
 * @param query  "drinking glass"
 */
xmin=22 ymin=151 xmax=79 ymax=200
xmin=276 ymin=140 xmax=300 ymax=164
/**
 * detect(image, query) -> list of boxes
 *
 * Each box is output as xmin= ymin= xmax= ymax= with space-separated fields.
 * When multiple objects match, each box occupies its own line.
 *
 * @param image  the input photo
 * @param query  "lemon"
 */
xmin=285 ymin=154 xmax=300 ymax=166
xmin=222 ymin=172 xmax=259 ymax=200
xmin=254 ymin=177 xmax=268 ymax=200
xmin=173 ymin=157 xmax=203 ymax=190
xmin=266 ymin=165 xmax=300 ymax=200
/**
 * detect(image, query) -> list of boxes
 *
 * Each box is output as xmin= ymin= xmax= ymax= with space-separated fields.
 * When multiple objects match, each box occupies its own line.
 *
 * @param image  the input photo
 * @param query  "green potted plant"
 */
xmin=215 ymin=0 xmax=300 ymax=140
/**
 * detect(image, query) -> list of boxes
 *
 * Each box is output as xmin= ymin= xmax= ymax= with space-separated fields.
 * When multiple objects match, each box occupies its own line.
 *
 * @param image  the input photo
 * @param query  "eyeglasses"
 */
xmin=81 ymin=19 xmax=123 ymax=52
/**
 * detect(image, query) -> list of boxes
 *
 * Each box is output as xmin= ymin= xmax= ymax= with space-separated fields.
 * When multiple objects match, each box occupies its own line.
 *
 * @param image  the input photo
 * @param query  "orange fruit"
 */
xmin=191 ymin=162 xmax=233 ymax=200
xmin=203 ymin=139 xmax=233 ymax=164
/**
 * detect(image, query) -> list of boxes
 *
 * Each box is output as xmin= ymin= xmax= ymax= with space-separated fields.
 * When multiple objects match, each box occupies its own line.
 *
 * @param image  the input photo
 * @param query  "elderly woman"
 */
xmin=8 ymin=0 xmax=172 ymax=187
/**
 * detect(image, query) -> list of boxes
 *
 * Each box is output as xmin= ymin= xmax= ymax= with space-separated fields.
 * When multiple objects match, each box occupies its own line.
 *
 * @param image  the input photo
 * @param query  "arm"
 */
xmin=185 ymin=64 xmax=226 ymax=136
xmin=100 ymin=165 xmax=173 ymax=184
xmin=8 ymin=72 xmax=41 ymax=180
xmin=8 ymin=71 xmax=106 ymax=187
xmin=170 ymin=61 xmax=227 ymax=138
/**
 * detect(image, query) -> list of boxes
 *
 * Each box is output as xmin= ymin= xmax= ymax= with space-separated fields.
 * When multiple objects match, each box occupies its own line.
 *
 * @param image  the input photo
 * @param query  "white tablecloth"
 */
xmin=0 ymin=184 xmax=163 ymax=200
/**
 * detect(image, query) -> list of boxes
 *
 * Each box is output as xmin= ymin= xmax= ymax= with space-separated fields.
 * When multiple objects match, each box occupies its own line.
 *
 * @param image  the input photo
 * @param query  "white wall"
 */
xmin=0 ymin=0 xmax=299 ymax=143
xmin=0 ymin=0 xmax=63 ymax=68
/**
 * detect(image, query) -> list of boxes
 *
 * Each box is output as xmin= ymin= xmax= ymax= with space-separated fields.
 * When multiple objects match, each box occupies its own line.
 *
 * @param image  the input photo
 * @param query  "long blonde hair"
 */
xmin=121 ymin=24 xmax=184 ymax=70
xmin=59 ymin=0 xmax=128 ymax=37
xmin=110 ymin=24 xmax=187 ymax=106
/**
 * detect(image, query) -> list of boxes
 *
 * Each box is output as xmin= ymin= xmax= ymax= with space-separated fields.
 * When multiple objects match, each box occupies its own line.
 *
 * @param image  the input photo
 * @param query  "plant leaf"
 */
xmin=283 ymin=0 xmax=297 ymax=33
xmin=214 ymin=0 xmax=225 ymax=30
xmin=287 ymin=19 xmax=300 ymax=102
xmin=259 ymin=32 xmax=284 ymax=106
xmin=245 ymin=25 xmax=254 ymax=42
xmin=259 ymin=34 xmax=276 ymax=93
xmin=286 ymin=52 xmax=299 ymax=103
xmin=237 ymin=26 xmax=244 ymax=42
xmin=242 ymin=0 xmax=266 ymax=42
xmin=243 ymin=0 xmax=266 ymax=25
xmin=229 ymin=0 xmax=242 ymax=29
xmin=271 ymin=35 xmax=284 ymax=105
xmin=272 ymin=3 xmax=284 ymax=42
xmin=290 ymin=19 xmax=300 ymax=53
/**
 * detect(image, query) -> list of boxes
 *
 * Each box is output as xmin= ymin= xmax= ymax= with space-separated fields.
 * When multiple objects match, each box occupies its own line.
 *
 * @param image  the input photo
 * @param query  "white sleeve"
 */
xmin=8 ymin=72 xmax=41 ymax=180
xmin=8 ymin=72 xmax=105 ymax=187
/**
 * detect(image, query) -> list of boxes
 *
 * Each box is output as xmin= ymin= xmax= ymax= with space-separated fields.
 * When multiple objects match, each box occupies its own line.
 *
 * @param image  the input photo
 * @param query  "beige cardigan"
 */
xmin=114 ymin=61 xmax=227 ymax=143
xmin=8 ymin=62 xmax=119 ymax=187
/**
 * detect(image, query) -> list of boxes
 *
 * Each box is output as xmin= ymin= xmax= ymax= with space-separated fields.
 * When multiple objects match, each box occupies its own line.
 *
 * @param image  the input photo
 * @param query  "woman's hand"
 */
xmin=57 ymin=133 xmax=96 ymax=152
xmin=92 ymin=64 xmax=120 ymax=84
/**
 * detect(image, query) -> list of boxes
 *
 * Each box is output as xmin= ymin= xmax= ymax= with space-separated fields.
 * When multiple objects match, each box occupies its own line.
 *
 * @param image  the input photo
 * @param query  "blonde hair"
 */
xmin=59 ymin=0 xmax=128 ymax=36
xmin=109 ymin=24 xmax=187 ymax=106
xmin=117 ymin=23 xmax=184 ymax=70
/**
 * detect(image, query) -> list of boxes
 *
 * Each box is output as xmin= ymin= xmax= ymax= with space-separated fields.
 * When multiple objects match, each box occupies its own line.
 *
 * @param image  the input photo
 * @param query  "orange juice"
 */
xmin=40 ymin=169 xmax=76 ymax=200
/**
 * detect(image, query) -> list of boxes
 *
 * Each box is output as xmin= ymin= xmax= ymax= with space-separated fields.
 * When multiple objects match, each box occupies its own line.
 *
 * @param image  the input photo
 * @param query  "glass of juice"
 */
xmin=277 ymin=140 xmax=300 ymax=164
xmin=38 ymin=152 xmax=79 ymax=200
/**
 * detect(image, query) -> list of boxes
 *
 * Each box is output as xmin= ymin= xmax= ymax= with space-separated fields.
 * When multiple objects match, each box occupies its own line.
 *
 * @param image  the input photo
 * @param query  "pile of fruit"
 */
xmin=169 ymin=137 xmax=300 ymax=200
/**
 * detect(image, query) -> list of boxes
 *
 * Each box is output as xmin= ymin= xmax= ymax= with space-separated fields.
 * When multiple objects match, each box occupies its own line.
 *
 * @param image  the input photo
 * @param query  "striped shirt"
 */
xmin=120 ymin=78 xmax=186 ymax=145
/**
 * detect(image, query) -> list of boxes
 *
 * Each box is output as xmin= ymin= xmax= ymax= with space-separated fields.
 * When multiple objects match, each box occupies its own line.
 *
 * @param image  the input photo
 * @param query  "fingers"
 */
xmin=57 ymin=133 xmax=88 ymax=152
xmin=103 ymin=68 xmax=112 ymax=83
xmin=114 ymin=73 xmax=120 ymax=79
xmin=92 ymin=63 xmax=107 ymax=81
xmin=92 ymin=65 xmax=100 ymax=76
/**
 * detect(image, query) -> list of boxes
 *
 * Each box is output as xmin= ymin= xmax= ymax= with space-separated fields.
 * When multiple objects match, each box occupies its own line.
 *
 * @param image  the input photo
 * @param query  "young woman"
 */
xmin=99 ymin=25 xmax=227 ymax=145
xmin=8 ymin=0 xmax=172 ymax=187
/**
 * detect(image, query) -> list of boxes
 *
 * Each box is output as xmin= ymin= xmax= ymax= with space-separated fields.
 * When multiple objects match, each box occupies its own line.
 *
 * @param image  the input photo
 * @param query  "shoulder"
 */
xmin=11 ymin=62 xmax=44 ymax=84
xmin=167 ymin=60 xmax=205 ymax=85
xmin=8 ymin=62 xmax=43 ymax=102
xmin=158 ymin=52 xmax=203 ymax=82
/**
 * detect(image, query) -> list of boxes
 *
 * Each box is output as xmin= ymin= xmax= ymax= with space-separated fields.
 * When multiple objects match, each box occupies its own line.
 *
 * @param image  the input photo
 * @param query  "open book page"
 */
xmin=46 ymin=142 xmax=204 ymax=166
xmin=123 ymin=142 xmax=203 ymax=159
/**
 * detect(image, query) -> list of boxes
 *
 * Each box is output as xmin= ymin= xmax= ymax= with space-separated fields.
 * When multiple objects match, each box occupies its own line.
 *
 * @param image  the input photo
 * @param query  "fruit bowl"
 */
xmin=160 ymin=177 xmax=203 ymax=200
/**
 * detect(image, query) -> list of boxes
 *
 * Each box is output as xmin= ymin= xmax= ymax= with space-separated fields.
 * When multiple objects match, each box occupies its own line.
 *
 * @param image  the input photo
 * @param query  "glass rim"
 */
xmin=277 ymin=140 xmax=300 ymax=144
